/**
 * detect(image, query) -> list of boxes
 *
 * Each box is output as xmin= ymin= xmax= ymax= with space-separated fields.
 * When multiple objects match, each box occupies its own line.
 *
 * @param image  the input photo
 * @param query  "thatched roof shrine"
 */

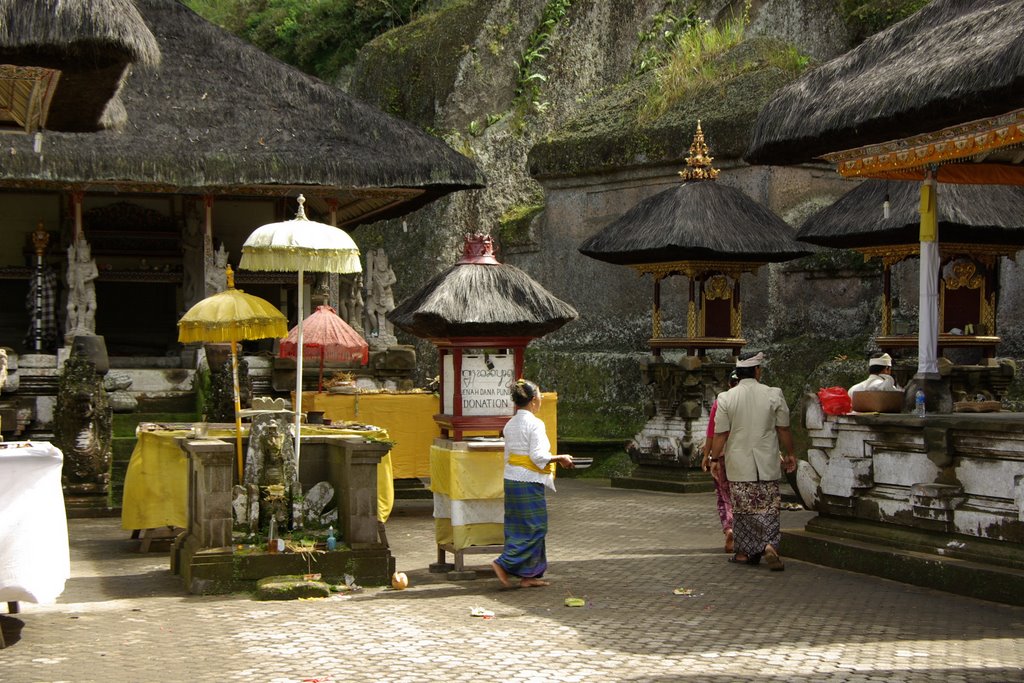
xmin=0 ymin=0 xmax=161 ymax=132
xmin=744 ymin=0 xmax=1024 ymax=168
xmin=580 ymin=123 xmax=808 ymax=266
xmin=0 ymin=0 xmax=484 ymax=227
xmin=798 ymin=180 xmax=1024 ymax=250
xmin=388 ymin=234 xmax=577 ymax=340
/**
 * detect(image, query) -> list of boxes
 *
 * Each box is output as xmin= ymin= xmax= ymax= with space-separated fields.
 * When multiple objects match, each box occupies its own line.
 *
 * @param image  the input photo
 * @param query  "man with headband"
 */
xmin=848 ymin=352 xmax=901 ymax=398
xmin=709 ymin=351 xmax=796 ymax=571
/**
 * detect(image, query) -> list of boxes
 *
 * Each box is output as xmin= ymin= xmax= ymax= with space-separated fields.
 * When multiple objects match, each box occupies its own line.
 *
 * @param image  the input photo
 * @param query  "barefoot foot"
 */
xmin=491 ymin=561 xmax=513 ymax=588
xmin=520 ymin=578 xmax=550 ymax=588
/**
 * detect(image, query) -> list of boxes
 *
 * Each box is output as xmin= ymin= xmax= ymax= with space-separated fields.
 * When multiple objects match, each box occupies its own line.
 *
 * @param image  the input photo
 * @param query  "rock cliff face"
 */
xmin=347 ymin=0 xmax=1024 ymax=439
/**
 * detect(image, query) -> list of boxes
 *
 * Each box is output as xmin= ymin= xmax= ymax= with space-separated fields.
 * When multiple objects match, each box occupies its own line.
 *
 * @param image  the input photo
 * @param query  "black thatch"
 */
xmin=745 ymin=0 xmax=1024 ymax=165
xmin=798 ymin=180 xmax=1024 ymax=249
xmin=578 ymin=180 xmax=809 ymax=265
xmin=0 ymin=0 xmax=161 ymax=132
xmin=0 ymin=0 xmax=484 ymax=224
xmin=388 ymin=263 xmax=578 ymax=339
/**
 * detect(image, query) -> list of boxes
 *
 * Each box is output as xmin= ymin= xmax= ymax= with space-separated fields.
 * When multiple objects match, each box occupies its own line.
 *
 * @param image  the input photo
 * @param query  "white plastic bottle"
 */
xmin=915 ymin=389 xmax=926 ymax=417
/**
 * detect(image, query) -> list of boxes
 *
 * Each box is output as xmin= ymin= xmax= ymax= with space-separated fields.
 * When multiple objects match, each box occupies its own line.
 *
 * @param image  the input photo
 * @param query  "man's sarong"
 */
xmin=730 ymin=481 xmax=781 ymax=558
xmin=494 ymin=479 xmax=547 ymax=579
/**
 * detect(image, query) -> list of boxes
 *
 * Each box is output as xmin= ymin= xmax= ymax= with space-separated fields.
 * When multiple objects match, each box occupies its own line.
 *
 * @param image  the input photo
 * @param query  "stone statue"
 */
xmin=65 ymin=237 xmax=98 ymax=342
xmin=364 ymin=248 xmax=396 ymax=342
xmin=181 ymin=211 xmax=205 ymax=311
xmin=240 ymin=412 xmax=300 ymax=534
xmin=339 ymin=272 xmax=365 ymax=334
xmin=53 ymin=354 xmax=112 ymax=496
xmin=205 ymin=243 xmax=229 ymax=295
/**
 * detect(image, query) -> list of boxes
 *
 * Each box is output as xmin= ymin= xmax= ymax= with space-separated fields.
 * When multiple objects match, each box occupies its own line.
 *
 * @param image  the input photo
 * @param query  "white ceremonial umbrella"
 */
xmin=239 ymin=194 xmax=362 ymax=473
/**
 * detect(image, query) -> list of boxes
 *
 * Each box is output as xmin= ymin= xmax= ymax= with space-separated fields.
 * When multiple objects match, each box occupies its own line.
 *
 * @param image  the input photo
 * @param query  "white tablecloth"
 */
xmin=0 ymin=441 xmax=70 ymax=604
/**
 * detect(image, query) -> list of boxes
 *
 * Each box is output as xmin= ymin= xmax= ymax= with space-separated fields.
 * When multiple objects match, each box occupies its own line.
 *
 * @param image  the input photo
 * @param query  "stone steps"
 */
xmin=784 ymin=516 xmax=1024 ymax=606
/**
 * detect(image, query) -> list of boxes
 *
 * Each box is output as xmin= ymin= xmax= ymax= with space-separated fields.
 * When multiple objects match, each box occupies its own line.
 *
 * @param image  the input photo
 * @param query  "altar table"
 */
xmin=0 ymin=442 xmax=70 ymax=607
xmin=121 ymin=424 xmax=394 ymax=534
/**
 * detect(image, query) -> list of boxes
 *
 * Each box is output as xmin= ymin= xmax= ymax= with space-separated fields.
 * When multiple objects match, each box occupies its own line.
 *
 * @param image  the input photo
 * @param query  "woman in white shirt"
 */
xmin=491 ymin=379 xmax=573 ymax=588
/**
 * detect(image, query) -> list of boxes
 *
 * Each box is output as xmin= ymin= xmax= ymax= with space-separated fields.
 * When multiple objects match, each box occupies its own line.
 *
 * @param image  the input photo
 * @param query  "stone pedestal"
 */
xmin=612 ymin=357 xmax=732 ymax=493
xmin=174 ymin=434 xmax=394 ymax=594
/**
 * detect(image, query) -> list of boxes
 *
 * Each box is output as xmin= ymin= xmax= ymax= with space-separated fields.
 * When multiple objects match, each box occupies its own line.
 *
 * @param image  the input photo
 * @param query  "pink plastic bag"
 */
xmin=818 ymin=386 xmax=852 ymax=415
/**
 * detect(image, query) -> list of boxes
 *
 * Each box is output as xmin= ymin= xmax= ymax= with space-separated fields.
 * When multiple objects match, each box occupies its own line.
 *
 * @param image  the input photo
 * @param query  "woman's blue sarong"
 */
xmin=494 ymin=479 xmax=547 ymax=579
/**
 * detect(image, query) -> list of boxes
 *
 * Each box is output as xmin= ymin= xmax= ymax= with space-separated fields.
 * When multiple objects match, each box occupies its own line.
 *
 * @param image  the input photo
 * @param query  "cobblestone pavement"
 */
xmin=3 ymin=479 xmax=1024 ymax=683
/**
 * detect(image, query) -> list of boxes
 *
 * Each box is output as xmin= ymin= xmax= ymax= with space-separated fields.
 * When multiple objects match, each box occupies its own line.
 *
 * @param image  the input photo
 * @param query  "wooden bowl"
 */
xmin=851 ymin=390 xmax=904 ymax=413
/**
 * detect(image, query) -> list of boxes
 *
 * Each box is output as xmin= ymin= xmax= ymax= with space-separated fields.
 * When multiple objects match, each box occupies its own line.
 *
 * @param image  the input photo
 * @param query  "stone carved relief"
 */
xmin=339 ymin=272 xmax=365 ymax=334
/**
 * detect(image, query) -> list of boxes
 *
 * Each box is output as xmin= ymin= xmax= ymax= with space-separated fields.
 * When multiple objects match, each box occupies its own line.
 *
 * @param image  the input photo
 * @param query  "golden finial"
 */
xmin=678 ymin=120 xmax=720 ymax=181
xmin=31 ymin=220 xmax=50 ymax=256
xmin=226 ymin=264 xmax=234 ymax=289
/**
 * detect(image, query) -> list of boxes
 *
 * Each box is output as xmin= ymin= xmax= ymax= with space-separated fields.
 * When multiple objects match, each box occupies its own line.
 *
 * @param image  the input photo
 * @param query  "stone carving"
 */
xmin=364 ymin=248 xmax=396 ymax=345
xmin=240 ymin=412 xmax=300 ymax=534
xmin=339 ymin=272 xmax=365 ymax=333
xmin=65 ymin=237 xmax=99 ymax=342
xmin=627 ymin=357 xmax=707 ymax=467
xmin=206 ymin=354 xmax=251 ymax=422
xmin=205 ymin=243 xmax=229 ymax=295
xmin=53 ymin=354 xmax=112 ymax=495
xmin=103 ymin=371 xmax=137 ymax=413
xmin=181 ymin=210 xmax=205 ymax=310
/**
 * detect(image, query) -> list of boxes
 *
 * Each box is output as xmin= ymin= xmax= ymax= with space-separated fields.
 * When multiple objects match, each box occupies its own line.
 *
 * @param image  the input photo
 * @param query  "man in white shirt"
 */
xmin=848 ymin=353 xmax=900 ymax=398
xmin=710 ymin=351 xmax=796 ymax=571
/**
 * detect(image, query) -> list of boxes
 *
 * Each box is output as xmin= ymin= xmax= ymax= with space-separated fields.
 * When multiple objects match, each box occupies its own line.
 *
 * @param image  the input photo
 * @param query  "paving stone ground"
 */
xmin=3 ymin=479 xmax=1024 ymax=682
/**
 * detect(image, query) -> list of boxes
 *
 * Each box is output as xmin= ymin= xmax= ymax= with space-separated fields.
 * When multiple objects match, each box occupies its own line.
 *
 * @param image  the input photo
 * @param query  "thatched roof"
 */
xmin=389 ymin=236 xmax=577 ymax=340
xmin=798 ymin=179 xmax=1024 ymax=249
xmin=579 ymin=180 xmax=809 ymax=266
xmin=745 ymin=0 xmax=1024 ymax=165
xmin=0 ymin=0 xmax=161 ymax=132
xmin=0 ymin=0 xmax=484 ymax=226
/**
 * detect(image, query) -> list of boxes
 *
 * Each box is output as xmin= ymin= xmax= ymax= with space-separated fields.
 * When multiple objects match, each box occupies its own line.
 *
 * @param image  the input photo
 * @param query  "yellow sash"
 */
xmin=508 ymin=453 xmax=556 ymax=476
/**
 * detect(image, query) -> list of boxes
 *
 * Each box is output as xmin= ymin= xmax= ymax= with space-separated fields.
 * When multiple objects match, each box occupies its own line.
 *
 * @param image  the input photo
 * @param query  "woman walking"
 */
xmin=491 ymin=379 xmax=574 ymax=588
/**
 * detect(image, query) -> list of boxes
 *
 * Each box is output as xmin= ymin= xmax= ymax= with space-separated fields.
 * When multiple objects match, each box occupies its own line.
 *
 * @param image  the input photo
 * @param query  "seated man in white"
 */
xmin=848 ymin=353 xmax=901 ymax=398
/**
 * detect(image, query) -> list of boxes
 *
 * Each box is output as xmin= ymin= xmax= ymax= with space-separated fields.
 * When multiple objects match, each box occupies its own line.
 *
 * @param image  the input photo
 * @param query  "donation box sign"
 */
xmin=442 ymin=353 xmax=515 ymax=416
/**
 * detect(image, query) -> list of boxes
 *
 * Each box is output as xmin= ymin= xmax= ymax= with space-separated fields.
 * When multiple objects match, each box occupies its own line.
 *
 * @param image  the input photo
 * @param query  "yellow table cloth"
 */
xmin=121 ymin=424 xmax=394 ymax=531
xmin=303 ymin=391 xmax=558 ymax=479
xmin=430 ymin=440 xmax=505 ymax=550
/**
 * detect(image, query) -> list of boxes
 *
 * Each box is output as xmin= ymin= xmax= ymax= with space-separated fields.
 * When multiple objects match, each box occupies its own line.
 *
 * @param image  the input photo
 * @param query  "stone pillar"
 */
xmin=186 ymin=438 xmax=235 ymax=549
xmin=326 ymin=437 xmax=390 ymax=547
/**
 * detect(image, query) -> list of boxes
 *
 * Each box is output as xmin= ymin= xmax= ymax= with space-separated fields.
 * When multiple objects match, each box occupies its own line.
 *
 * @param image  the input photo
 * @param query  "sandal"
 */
xmin=728 ymin=554 xmax=760 ymax=565
xmin=764 ymin=547 xmax=785 ymax=572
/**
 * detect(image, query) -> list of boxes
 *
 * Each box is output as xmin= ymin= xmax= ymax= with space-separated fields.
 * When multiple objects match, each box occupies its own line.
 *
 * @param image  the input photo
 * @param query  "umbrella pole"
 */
xmin=295 ymin=267 xmax=304 ymax=478
xmin=917 ymin=172 xmax=940 ymax=380
xmin=231 ymin=340 xmax=243 ymax=482
xmin=319 ymin=353 xmax=324 ymax=393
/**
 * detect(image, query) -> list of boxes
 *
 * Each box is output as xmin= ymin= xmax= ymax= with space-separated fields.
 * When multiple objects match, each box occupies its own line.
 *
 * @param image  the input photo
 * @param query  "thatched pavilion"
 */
xmin=0 ymin=0 xmax=483 ymax=357
xmin=744 ymin=0 xmax=1024 ymax=180
xmin=389 ymin=233 xmax=577 ymax=439
xmin=0 ymin=0 xmax=160 ymax=133
xmin=742 ymin=0 xmax=1024 ymax=600
xmin=578 ymin=122 xmax=807 ymax=486
xmin=798 ymin=179 xmax=1024 ymax=359
xmin=580 ymin=122 xmax=808 ymax=358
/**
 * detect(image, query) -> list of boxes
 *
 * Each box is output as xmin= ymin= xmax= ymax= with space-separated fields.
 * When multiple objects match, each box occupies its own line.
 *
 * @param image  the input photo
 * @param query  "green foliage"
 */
xmin=633 ymin=1 xmax=700 ymax=76
xmin=184 ymin=0 xmax=427 ymax=80
xmin=639 ymin=3 xmax=811 ymax=124
xmin=841 ymin=0 xmax=930 ymax=43
xmin=515 ymin=0 xmax=573 ymax=113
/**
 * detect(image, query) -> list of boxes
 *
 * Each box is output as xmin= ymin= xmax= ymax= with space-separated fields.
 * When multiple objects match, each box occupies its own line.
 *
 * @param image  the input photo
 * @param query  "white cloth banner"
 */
xmin=0 ymin=441 xmax=71 ymax=604
xmin=432 ymin=492 xmax=504 ymax=525
xmin=918 ymin=239 xmax=940 ymax=377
